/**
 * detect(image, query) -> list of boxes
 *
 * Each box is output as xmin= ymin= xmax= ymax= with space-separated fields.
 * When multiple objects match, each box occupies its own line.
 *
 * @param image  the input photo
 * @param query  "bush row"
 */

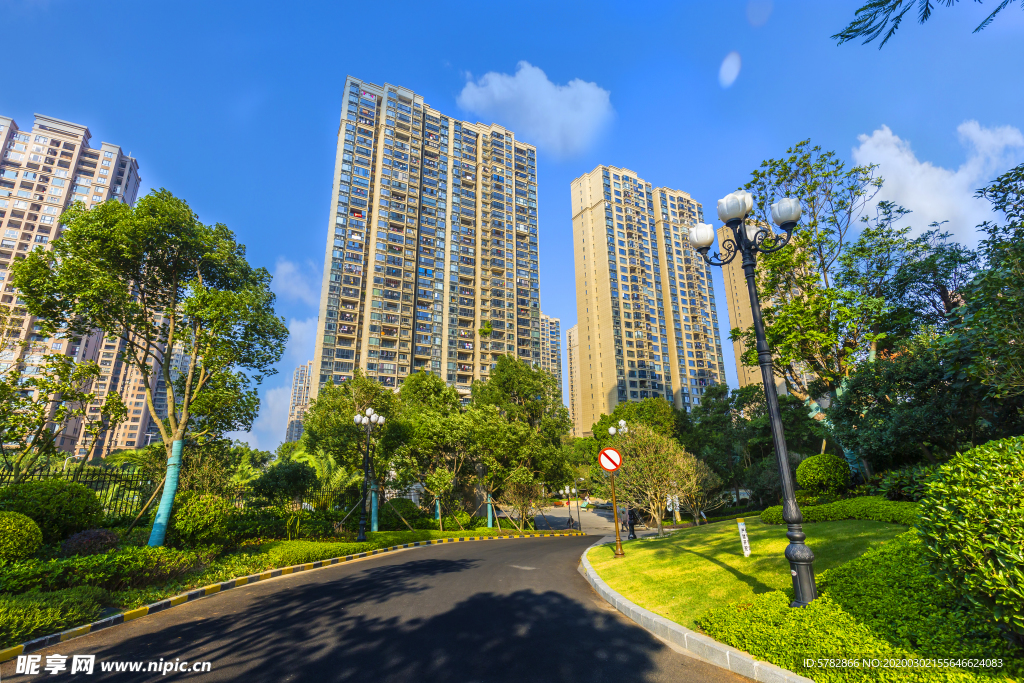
xmin=0 ymin=587 xmax=109 ymax=649
xmin=0 ymin=546 xmax=216 ymax=594
xmin=0 ymin=480 xmax=103 ymax=544
xmin=759 ymin=496 xmax=919 ymax=526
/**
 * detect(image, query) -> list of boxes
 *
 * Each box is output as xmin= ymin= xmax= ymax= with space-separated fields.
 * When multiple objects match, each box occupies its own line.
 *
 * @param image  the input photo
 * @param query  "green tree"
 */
xmin=301 ymin=370 xmax=406 ymax=490
xmin=735 ymin=140 xmax=885 ymax=412
xmin=471 ymin=354 xmax=571 ymax=446
xmin=832 ymin=334 xmax=1024 ymax=471
xmin=0 ymin=354 xmax=127 ymax=480
xmin=951 ymin=162 xmax=1024 ymax=398
xmin=590 ymin=397 xmax=679 ymax=448
xmin=833 ymin=0 xmax=1018 ymax=48
xmin=11 ymin=191 xmax=288 ymax=545
xmin=612 ymin=423 xmax=694 ymax=536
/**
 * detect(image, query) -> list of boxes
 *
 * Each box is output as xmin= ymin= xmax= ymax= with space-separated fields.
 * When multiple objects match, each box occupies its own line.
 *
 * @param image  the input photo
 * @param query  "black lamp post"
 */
xmin=353 ymin=407 xmax=385 ymax=543
xmin=688 ymin=190 xmax=817 ymax=607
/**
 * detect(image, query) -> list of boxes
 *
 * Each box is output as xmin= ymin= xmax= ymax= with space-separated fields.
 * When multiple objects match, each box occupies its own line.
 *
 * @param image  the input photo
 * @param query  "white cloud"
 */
xmin=284 ymin=316 xmax=318 ymax=367
xmin=457 ymin=61 xmax=613 ymax=159
xmin=719 ymin=52 xmax=742 ymax=88
xmin=852 ymin=121 xmax=1024 ymax=242
xmin=272 ymin=257 xmax=320 ymax=307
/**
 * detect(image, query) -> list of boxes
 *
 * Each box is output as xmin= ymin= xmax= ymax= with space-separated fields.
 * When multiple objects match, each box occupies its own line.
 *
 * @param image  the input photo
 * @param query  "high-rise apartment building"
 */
xmin=566 ymin=324 xmax=582 ymax=436
xmin=539 ymin=313 xmax=562 ymax=390
xmin=0 ymin=114 xmax=144 ymax=455
xmin=286 ymin=360 xmax=314 ymax=443
xmin=569 ymin=165 xmax=725 ymax=433
xmin=717 ymin=225 xmax=761 ymax=389
xmin=312 ymin=77 xmax=541 ymax=400
xmin=716 ymin=224 xmax=796 ymax=396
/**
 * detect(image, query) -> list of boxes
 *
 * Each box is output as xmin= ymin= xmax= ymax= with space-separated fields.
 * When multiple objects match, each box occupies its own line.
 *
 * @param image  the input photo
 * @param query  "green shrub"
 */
xmin=250 ymin=461 xmax=317 ymax=503
xmin=795 ymin=454 xmax=850 ymax=496
xmin=0 ymin=480 xmax=104 ymax=543
xmin=168 ymin=492 xmax=240 ymax=549
xmin=60 ymin=529 xmax=120 ymax=557
xmin=0 ymin=546 xmax=215 ymax=594
xmin=918 ymin=436 xmax=1024 ymax=642
xmin=0 ymin=511 xmax=43 ymax=565
xmin=875 ymin=463 xmax=941 ymax=502
xmin=696 ymin=531 xmax=1024 ymax=681
xmin=759 ymin=496 xmax=918 ymax=526
xmin=818 ymin=532 xmax=1020 ymax=663
xmin=378 ymin=497 xmax=426 ymax=530
xmin=0 ymin=586 xmax=109 ymax=649
xmin=261 ymin=539 xmax=375 ymax=566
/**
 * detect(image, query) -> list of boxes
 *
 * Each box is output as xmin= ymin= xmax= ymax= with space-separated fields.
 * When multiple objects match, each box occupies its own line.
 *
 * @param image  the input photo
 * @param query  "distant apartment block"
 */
xmin=286 ymin=360 xmax=314 ymax=443
xmin=0 ymin=114 xmax=143 ymax=455
xmin=312 ymin=76 xmax=541 ymax=402
xmin=566 ymin=324 xmax=583 ymax=436
xmin=569 ymin=165 xmax=725 ymax=433
xmin=539 ymin=313 xmax=562 ymax=389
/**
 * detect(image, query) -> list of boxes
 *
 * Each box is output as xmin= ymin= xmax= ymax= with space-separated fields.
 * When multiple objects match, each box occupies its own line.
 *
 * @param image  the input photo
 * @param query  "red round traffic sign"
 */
xmin=599 ymin=447 xmax=622 ymax=473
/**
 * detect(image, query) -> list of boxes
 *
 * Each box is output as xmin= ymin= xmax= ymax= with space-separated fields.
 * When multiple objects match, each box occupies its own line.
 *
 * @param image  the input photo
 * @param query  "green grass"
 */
xmin=587 ymin=518 xmax=906 ymax=628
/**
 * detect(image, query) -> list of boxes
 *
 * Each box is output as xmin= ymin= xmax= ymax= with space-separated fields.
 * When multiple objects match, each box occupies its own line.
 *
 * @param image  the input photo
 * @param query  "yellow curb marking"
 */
xmin=59 ymin=626 xmax=92 ymax=641
xmin=122 ymin=607 xmax=149 ymax=622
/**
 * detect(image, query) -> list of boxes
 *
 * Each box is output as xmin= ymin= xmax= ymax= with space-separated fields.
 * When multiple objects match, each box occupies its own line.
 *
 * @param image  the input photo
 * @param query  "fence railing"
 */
xmin=0 ymin=469 xmax=156 ymax=518
xmin=0 ymin=470 xmax=365 ymax=520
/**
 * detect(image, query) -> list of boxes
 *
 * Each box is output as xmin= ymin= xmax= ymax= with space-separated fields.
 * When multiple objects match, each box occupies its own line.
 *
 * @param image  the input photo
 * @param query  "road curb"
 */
xmin=0 ymin=531 xmax=585 ymax=663
xmin=578 ymin=543 xmax=812 ymax=683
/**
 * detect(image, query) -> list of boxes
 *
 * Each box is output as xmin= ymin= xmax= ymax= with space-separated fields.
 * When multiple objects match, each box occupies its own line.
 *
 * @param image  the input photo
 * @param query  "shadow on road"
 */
xmin=69 ymin=557 xmax=668 ymax=683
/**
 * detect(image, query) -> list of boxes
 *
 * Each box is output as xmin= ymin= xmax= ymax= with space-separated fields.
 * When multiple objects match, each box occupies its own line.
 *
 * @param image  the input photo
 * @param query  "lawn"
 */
xmin=586 ymin=518 xmax=906 ymax=628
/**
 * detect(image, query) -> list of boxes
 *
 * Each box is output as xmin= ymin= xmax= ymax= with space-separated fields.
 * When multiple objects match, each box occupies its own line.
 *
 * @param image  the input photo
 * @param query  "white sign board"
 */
xmin=737 ymin=518 xmax=751 ymax=557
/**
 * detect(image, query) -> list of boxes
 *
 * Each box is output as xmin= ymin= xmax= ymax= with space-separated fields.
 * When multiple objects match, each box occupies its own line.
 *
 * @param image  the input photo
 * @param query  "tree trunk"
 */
xmin=918 ymin=443 xmax=937 ymax=464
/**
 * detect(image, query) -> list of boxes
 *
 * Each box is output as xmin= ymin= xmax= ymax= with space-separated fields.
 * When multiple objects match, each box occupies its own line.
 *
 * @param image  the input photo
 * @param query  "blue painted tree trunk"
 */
xmin=147 ymin=439 xmax=183 ymax=547
xmin=370 ymin=481 xmax=379 ymax=532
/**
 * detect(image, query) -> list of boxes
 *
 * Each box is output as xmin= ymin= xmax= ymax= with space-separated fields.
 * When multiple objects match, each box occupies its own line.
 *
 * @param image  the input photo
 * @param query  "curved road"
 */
xmin=2 ymin=537 xmax=743 ymax=683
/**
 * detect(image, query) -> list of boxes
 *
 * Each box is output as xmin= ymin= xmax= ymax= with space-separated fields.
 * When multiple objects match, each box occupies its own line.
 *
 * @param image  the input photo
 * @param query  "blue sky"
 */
xmin=2 ymin=0 xmax=1022 ymax=451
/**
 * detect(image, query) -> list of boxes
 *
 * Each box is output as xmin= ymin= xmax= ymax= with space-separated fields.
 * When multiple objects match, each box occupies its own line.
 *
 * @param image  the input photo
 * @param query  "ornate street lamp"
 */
xmin=353 ymin=407 xmax=386 ymax=542
xmin=688 ymin=191 xmax=817 ymax=607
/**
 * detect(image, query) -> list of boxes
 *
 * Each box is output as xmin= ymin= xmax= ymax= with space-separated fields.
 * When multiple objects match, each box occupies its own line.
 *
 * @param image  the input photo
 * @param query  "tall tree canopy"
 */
xmin=12 ymin=190 xmax=288 ymax=545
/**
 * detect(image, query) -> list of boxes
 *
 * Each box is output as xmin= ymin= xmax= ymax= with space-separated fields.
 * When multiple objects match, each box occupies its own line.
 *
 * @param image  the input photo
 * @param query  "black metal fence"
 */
xmin=0 ymin=470 xmax=362 ymax=520
xmin=0 ymin=469 xmax=157 ymax=518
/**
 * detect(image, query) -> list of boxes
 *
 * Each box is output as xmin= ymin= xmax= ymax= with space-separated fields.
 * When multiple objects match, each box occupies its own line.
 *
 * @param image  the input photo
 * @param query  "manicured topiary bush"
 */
xmin=795 ymin=453 xmax=850 ymax=496
xmin=60 ymin=529 xmax=120 ymax=557
xmin=759 ymin=496 xmax=918 ymax=526
xmin=378 ymin=497 xmax=426 ymax=531
xmin=0 ymin=511 xmax=43 ymax=565
xmin=250 ymin=461 xmax=317 ymax=504
xmin=0 ymin=480 xmax=103 ymax=544
xmin=918 ymin=436 xmax=1024 ymax=644
xmin=168 ymin=492 xmax=240 ymax=549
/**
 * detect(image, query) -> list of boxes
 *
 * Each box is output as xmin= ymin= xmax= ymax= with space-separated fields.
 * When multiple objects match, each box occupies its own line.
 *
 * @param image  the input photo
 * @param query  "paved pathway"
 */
xmin=2 ymin=537 xmax=743 ymax=683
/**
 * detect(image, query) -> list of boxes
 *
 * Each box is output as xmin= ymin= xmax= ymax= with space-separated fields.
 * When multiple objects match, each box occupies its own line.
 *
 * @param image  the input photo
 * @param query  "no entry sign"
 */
xmin=599 ymin=447 xmax=622 ymax=473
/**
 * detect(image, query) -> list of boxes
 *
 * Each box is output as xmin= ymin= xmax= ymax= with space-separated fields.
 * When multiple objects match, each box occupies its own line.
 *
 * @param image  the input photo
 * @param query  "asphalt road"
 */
xmin=2 ymin=537 xmax=744 ymax=683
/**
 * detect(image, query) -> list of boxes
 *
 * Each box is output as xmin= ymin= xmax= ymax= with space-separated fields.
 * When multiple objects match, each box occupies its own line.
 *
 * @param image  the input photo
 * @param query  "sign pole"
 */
xmin=609 ymin=473 xmax=625 ymax=557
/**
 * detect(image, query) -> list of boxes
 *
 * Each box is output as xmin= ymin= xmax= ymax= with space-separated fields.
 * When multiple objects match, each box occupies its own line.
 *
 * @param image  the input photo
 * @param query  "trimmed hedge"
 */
xmin=795 ymin=453 xmax=850 ymax=495
xmin=918 ymin=436 xmax=1024 ymax=642
xmin=0 ymin=546 xmax=216 ymax=594
xmin=0 ymin=511 xmax=43 ymax=565
xmin=697 ymin=532 xmax=1024 ymax=681
xmin=0 ymin=586 xmax=109 ymax=649
xmin=759 ymin=496 xmax=918 ymax=526
xmin=0 ymin=480 xmax=103 ymax=544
